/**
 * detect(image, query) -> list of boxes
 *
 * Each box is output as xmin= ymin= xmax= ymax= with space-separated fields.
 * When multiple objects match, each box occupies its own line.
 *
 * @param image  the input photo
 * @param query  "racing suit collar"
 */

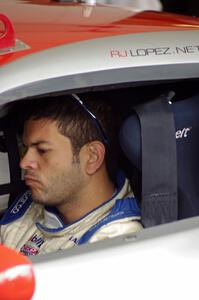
xmin=37 ymin=170 xmax=129 ymax=234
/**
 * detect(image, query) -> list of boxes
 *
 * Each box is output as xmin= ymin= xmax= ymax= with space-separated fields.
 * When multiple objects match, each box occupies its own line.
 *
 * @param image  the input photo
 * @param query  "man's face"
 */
xmin=20 ymin=118 xmax=86 ymax=206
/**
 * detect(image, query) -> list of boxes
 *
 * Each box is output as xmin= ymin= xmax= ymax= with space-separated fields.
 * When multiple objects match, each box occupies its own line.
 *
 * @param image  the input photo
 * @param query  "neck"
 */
xmin=56 ymin=172 xmax=115 ymax=224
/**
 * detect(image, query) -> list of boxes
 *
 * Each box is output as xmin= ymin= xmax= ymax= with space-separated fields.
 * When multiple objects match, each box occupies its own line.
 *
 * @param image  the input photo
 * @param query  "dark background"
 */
xmin=161 ymin=0 xmax=199 ymax=16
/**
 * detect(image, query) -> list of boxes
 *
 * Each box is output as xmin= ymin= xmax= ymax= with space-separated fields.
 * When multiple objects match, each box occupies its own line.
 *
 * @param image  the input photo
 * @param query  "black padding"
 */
xmin=0 ymin=181 xmax=26 ymax=196
xmin=0 ymin=115 xmax=24 ymax=205
xmin=4 ymin=119 xmax=21 ymax=183
xmin=119 ymin=113 xmax=141 ymax=170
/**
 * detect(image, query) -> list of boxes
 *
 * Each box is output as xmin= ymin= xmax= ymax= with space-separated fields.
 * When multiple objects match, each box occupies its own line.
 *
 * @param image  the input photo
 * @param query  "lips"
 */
xmin=24 ymin=175 xmax=40 ymax=186
xmin=24 ymin=175 xmax=38 ymax=181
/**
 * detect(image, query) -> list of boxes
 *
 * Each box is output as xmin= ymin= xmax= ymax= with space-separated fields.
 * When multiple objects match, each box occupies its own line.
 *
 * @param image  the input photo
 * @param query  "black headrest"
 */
xmin=120 ymin=93 xmax=199 ymax=169
xmin=119 ymin=113 xmax=141 ymax=170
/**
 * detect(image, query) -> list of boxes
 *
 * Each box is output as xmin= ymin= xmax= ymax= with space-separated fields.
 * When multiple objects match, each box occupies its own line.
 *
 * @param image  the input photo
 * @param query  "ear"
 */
xmin=84 ymin=141 xmax=105 ymax=175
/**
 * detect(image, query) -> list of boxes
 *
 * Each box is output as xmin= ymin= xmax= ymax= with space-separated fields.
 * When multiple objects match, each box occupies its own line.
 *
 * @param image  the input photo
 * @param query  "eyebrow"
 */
xmin=23 ymin=141 xmax=52 ymax=147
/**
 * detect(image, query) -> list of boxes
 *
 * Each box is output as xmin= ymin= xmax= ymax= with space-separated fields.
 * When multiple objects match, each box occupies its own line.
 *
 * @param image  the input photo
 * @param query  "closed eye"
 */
xmin=37 ymin=148 xmax=50 ymax=155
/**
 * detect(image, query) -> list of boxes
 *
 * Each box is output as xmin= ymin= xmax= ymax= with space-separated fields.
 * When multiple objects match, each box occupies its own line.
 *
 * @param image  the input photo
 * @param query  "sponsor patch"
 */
xmin=20 ymin=234 xmax=44 ymax=256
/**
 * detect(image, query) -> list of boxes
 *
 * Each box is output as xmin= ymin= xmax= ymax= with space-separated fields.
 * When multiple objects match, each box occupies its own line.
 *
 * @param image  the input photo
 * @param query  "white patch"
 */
xmin=0 ymin=264 xmax=33 ymax=283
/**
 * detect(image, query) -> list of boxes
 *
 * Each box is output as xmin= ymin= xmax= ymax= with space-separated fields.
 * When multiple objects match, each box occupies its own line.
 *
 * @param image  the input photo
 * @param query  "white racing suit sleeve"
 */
xmin=89 ymin=218 xmax=143 ymax=243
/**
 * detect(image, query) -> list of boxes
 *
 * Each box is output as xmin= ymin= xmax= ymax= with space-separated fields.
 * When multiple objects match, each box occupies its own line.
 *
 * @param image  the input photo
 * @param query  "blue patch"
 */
xmin=78 ymin=197 xmax=141 ymax=245
xmin=20 ymin=233 xmax=44 ymax=256
xmin=0 ymin=190 xmax=32 ymax=225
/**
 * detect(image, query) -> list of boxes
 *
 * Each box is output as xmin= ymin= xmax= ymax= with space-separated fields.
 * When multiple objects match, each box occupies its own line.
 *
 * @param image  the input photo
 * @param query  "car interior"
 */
xmin=0 ymin=79 xmax=199 ymax=230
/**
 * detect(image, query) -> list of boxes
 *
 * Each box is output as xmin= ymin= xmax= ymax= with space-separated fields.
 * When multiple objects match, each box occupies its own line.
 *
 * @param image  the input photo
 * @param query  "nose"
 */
xmin=20 ymin=149 xmax=38 ymax=170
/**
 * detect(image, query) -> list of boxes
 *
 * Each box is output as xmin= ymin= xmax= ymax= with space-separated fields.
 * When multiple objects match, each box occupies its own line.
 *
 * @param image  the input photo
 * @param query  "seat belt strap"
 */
xmin=134 ymin=92 xmax=178 ymax=227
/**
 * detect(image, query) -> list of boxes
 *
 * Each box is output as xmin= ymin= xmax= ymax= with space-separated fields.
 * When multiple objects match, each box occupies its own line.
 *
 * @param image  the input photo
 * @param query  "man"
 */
xmin=0 ymin=94 xmax=142 ymax=256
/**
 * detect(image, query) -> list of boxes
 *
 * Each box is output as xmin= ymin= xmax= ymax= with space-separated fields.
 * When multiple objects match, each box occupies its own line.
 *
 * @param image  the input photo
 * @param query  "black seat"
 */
xmin=119 ymin=92 xmax=199 ymax=223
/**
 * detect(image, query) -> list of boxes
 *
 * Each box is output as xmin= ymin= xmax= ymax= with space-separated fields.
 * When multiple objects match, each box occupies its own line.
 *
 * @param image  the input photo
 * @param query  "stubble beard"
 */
xmin=31 ymin=162 xmax=85 ymax=207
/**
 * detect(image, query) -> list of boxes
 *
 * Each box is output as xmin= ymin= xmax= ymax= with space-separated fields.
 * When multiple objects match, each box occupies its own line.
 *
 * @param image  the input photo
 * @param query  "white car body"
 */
xmin=0 ymin=1 xmax=199 ymax=299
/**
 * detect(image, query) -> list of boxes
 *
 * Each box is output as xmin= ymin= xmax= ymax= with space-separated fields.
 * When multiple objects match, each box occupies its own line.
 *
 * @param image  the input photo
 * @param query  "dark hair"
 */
xmin=20 ymin=93 xmax=120 ymax=182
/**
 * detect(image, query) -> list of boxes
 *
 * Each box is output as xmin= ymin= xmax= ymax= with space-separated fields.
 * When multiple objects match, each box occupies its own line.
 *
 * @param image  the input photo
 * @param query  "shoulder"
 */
xmin=79 ymin=196 xmax=142 ymax=244
xmin=97 ymin=196 xmax=142 ymax=232
xmin=0 ymin=190 xmax=32 ymax=225
xmin=111 ymin=197 xmax=141 ymax=217
xmin=91 ymin=196 xmax=142 ymax=242
xmin=89 ymin=219 xmax=143 ymax=243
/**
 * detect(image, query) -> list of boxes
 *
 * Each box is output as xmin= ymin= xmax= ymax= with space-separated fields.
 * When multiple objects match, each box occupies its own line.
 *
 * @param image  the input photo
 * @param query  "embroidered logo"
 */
xmin=11 ymin=190 xmax=31 ymax=214
xmin=69 ymin=236 xmax=78 ymax=244
xmin=20 ymin=234 xmax=44 ymax=256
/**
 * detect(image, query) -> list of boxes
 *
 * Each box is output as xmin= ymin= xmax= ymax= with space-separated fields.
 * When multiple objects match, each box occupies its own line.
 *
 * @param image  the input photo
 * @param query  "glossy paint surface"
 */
xmin=0 ymin=244 xmax=35 ymax=300
xmin=0 ymin=0 xmax=199 ymax=66
xmin=32 ymin=216 xmax=199 ymax=300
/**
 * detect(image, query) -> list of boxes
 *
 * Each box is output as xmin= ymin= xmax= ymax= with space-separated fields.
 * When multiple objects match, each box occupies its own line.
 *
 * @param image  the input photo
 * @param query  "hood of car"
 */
xmin=1 ymin=0 xmax=199 ymax=66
